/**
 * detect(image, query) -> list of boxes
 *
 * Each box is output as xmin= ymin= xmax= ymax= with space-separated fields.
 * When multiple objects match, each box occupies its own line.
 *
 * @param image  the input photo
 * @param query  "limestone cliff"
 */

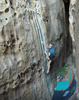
xmin=0 ymin=0 xmax=75 ymax=100
xmin=69 ymin=0 xmax=79 ymax=99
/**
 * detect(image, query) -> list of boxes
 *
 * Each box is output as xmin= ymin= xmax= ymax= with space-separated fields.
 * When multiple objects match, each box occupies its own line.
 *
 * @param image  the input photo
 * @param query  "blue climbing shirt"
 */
xmin=49 ymin=46 xmax=54 ymax=55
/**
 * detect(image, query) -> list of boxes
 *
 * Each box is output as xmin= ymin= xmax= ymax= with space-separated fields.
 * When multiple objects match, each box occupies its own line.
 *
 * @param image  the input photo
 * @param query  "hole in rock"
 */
xmin=14 ymin=13 xmax=16 ymax=16
xmin=5 ymin=8 xmax=9 ymax=13
xmin=5 ymin=0 xmax=7 ymax=3
xmin=5 ymin=18 xmax=7 ymax=20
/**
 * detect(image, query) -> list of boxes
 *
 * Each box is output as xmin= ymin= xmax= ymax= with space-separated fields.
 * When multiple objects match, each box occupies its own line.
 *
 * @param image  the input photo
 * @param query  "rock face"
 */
xmin=69 ymin=0 xmax=79 ymax=98
xmin=0 ymin=0 xmax=72 ymax=100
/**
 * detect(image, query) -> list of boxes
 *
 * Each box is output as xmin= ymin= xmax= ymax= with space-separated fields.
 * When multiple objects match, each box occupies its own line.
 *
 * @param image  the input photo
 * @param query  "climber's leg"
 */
xmin=47 ymin=60 xmax=51 ymax=74
xmin=44 ymin=51 xmax=50 ymax=60
xmin=46 ymin=54 xmax=55 ymax=74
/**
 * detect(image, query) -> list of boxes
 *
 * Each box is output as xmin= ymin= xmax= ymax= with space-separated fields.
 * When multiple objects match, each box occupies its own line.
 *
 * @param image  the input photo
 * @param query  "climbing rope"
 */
xmin=32 ymin=13 xmax=52 ymax=98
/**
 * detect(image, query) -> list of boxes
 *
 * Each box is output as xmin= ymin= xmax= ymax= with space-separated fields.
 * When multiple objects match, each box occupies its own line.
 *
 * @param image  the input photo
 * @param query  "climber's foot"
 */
xmin=47 ymin=70 xmax=49 ymax=74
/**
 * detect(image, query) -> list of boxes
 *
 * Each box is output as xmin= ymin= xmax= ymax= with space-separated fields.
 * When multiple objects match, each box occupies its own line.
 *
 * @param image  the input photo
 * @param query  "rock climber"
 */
xmin=42 ymin=42 xmax=55 ymax=74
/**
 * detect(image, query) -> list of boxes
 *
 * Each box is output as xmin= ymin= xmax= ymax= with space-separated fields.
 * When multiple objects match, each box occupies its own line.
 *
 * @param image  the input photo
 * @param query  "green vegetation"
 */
xmin=58 ymin=64 xmax=69 ymax=77
xmin=64 ymin=64 xmax=69 ymax=68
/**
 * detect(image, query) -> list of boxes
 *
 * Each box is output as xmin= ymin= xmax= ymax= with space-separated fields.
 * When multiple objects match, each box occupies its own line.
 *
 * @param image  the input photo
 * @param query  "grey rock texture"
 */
xmin=69 ymin=0 xmax=79 ymax=99
xmin=0 ymin=0 xmax=74 ymax=100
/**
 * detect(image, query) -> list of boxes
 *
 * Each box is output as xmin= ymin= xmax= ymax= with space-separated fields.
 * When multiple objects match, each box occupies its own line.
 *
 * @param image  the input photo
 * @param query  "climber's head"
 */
xmin=48 ymin=44 xmax=52 ymax=49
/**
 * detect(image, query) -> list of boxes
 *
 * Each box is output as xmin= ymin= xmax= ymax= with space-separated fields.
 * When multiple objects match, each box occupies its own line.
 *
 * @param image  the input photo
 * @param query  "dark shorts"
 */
xmin=49 ymin=54 xmax=55 ymax=61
